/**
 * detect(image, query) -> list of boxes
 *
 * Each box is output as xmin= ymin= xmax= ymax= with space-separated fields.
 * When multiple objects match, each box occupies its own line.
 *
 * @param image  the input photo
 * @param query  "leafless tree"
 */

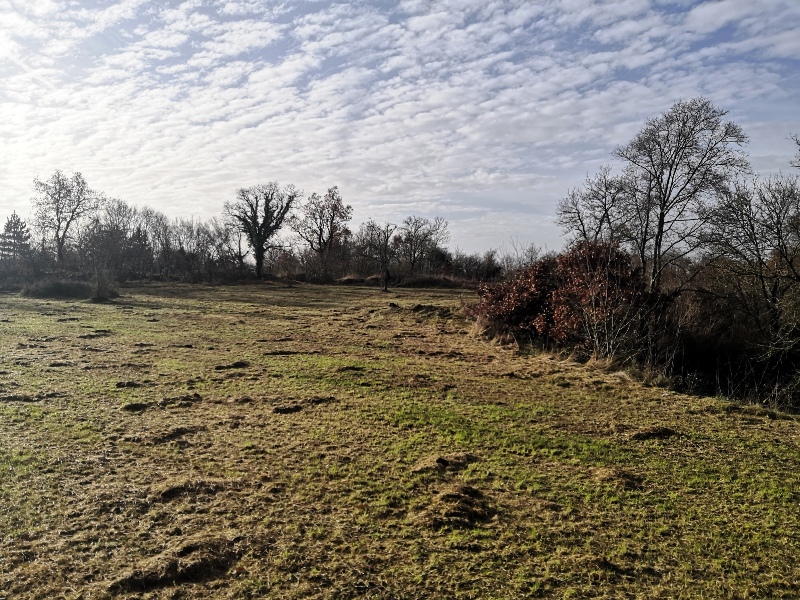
xmin=79 ymin=199 xmax=150 ymax=281
xmin=32 ymin=170 xmax=104 ymax=268
xmin=140 ymin=207 xmax=173 ymax=277
xmin=207 ymin=217 xmax=250 ymax=278
xmin=615 ymin=97 xmax=750 ymax=293
xmin=557 ymin=165 xmax=630 ymax=245
xmin=356 ymin=220 xmax=397 ymax=291
xmin=225 ymin=182 xmax=301 ymax=279
xmin=498 ymin=238 xmax=542 ymax=274
xmin=395 ymin=216 xmax=450 ymax=276
xmin=560 ymin=98 xmax=750 ymax=295
xmin=290 ymin=186 xmax=352 ymax=277
xmin=706 ymin=174 xmax=800 ymax=342
xmin=792 ymin=134 xmax=800 ymax=169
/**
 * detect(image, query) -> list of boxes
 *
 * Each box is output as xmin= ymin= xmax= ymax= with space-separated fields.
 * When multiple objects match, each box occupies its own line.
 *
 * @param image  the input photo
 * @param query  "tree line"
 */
xmin=0 ymin=175 xmax=511 ymax=289
xmin=473 ymin=97 xmax=800 ymax=407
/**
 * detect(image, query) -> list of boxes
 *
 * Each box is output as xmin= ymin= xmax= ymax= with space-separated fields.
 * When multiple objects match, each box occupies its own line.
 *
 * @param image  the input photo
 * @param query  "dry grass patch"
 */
xmin=0 ymin=283 xmax=799 ymax=598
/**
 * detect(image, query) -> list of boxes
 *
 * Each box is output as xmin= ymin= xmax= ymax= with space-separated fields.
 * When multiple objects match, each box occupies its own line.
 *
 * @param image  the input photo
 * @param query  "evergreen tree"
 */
xmin=0 ymin=212 xmax=31 ymax=262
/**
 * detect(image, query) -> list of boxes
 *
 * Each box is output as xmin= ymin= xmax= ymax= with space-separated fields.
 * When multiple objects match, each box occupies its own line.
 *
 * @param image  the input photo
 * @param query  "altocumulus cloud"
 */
xmin=0 ymin=0 xmax=798 ymax=251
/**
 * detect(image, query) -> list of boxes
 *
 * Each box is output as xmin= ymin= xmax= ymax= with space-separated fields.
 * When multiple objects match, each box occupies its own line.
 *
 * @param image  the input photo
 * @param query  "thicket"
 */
xmin=473 ymin=98 xmax=800 ymax=408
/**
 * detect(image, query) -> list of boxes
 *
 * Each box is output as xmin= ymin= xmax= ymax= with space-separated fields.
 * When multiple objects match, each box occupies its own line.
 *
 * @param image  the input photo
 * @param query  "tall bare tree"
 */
xmin=207 ymin=216 xmax=250 ymax=278
xmin=615 ymin=97 xmax=750 ymax=293
xmin=357 ymin=220 xmax=396 ymax=291
xmin=32 ymin=170 xmax=104 ymax=268
xmin=290 ymin=186 xmax=352 ymax=276
xmin=225 ymin=182 xmax=301 ymax=279
xmin=706 ymin=174 xmax=800 ymax=341
xmin=140 ymin=207 xmax=173 ymax=278
xmin=395 ymin=215 xmax=450 ymax=276
xmin=561 ymin=99 xmax=750 ymax=294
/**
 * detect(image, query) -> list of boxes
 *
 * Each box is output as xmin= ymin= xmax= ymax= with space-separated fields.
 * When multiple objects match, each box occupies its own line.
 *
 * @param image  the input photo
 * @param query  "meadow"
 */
xmin=1 ymin=282 xmax=799 ymax=599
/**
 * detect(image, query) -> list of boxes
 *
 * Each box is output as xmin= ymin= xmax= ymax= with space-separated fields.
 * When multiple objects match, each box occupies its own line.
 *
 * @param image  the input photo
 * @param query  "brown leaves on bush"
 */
xmin=469 ymin=242 xmax=645 ymax=356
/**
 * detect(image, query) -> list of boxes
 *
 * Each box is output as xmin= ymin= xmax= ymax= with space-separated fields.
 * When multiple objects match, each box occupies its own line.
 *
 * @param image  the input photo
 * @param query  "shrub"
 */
xmin=395 ymin=275 xmax=465 ymax=288
xmin=469 ymin=255 xmax=559 ymax=343
xmin=336 ymin=275 xmax=365 ymax=285
xmin=550 ymin=241 xmax=645 ymax=358
xmin=469 ymin=242 xmax=646 ymax=359
xmin=22 ymin=279 xmax=94 ymax=299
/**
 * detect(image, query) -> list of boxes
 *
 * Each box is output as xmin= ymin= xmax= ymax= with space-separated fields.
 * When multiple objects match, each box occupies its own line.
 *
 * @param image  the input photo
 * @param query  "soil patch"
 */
xmin=415 ymin=484 xmax=495 ymax=529
xmin=214 ymin=361 xmax=250 ymax=370
xmin=273 ymin=404 xmax=304 ymax=414
xmin=108 ymin=535 xmax=240 ymax=593
xmin=412 ymin=453 xmax=478 ymax=474
xmin=151 ymin=426 xmax=204 ymax=444
xmin=630 ymin=426 xmax=677 ymax=440
xmin=591 ymin=467 xmax=643 ymax=490
xmin=121 ymin=402 xmax=151 ymax=412
xmin=153 ymin=478 xmax=228 ymax=502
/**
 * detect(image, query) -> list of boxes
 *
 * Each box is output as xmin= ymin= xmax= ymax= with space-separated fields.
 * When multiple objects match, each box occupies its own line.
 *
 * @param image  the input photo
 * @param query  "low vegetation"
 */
xmin=2 ymin=283 xmax=800 ymax=598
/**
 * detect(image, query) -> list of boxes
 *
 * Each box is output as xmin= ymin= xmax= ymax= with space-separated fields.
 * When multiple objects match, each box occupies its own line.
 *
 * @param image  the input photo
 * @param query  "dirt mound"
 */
xmin=591 ymin=467 xmax=643 ymax=490
xmin=412 ymin=453 xmax=478 ymax=474
xmin=273 ymin=403 xmax=303 ymax=414
xmin=214 ymin=360 xmax=250 ymax=370
xmin=0 ymin=393 xmax=35 ymax=402
xmin=151 ymin=478 xmax=228 ymax=502
xmin=108 ymin=535 xmax=240 ymax=593
xmin=630 ymin=426 xmax=677 ymax=441
xmin=115 ymin=380 xmax=144 ymax=388
xmin=416 ymin=484 xmax=495 ymax=529
xmin=150 ymin=425 xmax=204 ymax=445
xmin=78 ymin=329 xmax=113 ymax=339
xmin=158 ymin=392 xmax=203 ymax=408
xmin=410 ymin=304 xmax=453 ymax=318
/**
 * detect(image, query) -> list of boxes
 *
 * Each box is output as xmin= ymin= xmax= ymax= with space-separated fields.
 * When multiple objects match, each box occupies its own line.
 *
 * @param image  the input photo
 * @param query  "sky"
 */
xmin=1 ymin=0 xmax=798 ymax=253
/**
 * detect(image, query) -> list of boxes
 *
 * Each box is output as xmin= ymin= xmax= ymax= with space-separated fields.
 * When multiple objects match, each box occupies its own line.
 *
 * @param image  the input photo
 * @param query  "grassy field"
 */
xmin=1 ymin=282 xmax=799 ymax=599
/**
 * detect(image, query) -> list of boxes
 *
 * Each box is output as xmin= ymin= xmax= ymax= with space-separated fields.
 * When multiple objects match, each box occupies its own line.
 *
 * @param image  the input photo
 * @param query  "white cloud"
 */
xmin=0 ymin=0 xmax=798 ymax=252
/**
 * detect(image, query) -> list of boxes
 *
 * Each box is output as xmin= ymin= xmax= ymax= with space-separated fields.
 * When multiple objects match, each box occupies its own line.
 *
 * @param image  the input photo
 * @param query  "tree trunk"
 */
xmin=254 ymin=247 xmax=264 ymax=279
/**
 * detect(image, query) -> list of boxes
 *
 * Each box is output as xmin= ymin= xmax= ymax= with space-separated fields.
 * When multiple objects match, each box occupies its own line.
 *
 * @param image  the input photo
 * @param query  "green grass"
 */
xmin=0 ymin=282 xmax=799 ymax=598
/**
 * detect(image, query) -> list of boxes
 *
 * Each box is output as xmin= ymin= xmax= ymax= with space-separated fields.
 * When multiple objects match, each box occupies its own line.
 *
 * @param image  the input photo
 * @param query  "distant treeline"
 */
xmin=471 ymin=98 xmax=800 ymax=408
xmin=0 ymin=178 xmax=531 ymax=290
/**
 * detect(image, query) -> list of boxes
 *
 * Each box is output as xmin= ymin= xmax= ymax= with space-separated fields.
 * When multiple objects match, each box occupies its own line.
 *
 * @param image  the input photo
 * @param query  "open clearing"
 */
xmin=1 ymin=282 xmax=799 ymax=599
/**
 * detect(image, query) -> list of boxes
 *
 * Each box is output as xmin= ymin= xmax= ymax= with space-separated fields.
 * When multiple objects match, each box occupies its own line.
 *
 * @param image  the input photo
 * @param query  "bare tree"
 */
xmin=498 ymin=238 xmax=541 ymax=274
xmin=169 ymin=217 xmax=215 ymax=282
xmin=290 ymin=186 xmax=352 ymax=277
xmin=792 ymin=134 xmax=800 ymax=169
xmin=207 ymin=217 xmax=250 ymax=278
xmin=32 ymin=170 xmax=104 ymax=268
xmin=140 ymin=207 xmax=173 ymax=278
xmin=77 ymin=199 xmax=154 ymax=282
xmin=395 ymin=216 xmax=450 ymax=276
xmin=706 ymin=174 xmax=800 ymax=341
xmin=225 ymin=182 xmax=301 ymax=279
xmin=357 ymin=220 xmax=396 ymax=291
xmin=616 ymin=97 xmax=750 ymax=293
xmin=557 ymin=165 xmax=630 ymax=245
